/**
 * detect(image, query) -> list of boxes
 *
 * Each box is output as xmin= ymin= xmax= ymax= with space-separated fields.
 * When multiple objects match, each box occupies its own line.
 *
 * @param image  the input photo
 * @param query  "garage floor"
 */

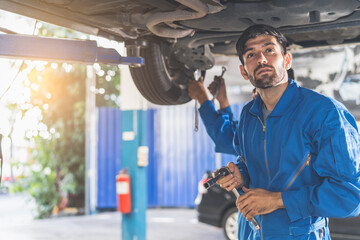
xmin=0 ymin=194 xmax=225 ymax=240
xmin=0 ymin=194 xmax=355 ymax=240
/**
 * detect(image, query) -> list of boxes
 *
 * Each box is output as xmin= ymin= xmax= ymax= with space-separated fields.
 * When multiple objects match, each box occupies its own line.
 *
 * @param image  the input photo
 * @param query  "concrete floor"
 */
xmin=2 ymin=194 xmax=357 ymax=240
xmin=0 ymin=194 xmax=225 ymax=240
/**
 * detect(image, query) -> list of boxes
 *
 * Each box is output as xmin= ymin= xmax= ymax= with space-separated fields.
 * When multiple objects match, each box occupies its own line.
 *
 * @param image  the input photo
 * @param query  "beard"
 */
xmin=247 ymin=63 xmax=287 ymax=89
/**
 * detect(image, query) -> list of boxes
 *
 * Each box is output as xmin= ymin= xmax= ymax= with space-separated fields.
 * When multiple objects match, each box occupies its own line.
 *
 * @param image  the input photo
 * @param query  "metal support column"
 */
xmin=120 ymin=64 xmax=148 ymax=240
xmin=121 ymin=110 xmax=147 ymax=240
xmin=85 ymin=66 xmax=97 ymax=215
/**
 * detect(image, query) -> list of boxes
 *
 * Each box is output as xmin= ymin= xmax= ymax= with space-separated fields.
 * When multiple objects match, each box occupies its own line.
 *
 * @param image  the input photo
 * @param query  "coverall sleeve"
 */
xmin=218 ymin=105 xmax=233 ymax=116
xmin=236 ymin=156 xmax=250 ymax=191
xmin=198 ymin=100 xmax=238 ymax=155
xmin=282 ymin=108 xmax=360 ymax=222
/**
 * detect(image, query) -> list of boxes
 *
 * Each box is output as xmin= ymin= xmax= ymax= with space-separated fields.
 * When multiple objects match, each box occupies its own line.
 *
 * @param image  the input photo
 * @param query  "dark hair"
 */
xmin=236 ymin=24 xmax=288 ymax=65
xmin=287 ymin=68 xmax=295 ymax=80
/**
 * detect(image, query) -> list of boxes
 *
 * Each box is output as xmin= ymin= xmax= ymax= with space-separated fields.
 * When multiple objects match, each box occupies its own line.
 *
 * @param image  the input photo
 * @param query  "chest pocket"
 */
xmin=283 ymin=152 xmax=311 ymax=191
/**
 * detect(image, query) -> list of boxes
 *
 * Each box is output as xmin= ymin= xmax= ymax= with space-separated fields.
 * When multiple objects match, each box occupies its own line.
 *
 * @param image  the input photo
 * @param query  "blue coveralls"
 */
xmin=199 ymin=79 xmax=360 ymax=239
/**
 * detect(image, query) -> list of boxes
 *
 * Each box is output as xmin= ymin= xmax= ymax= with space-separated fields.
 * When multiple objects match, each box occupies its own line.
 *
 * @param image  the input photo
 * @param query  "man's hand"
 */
xmin=236 ymin=187 xmax=284 ymax=221
xmin=188 ymin=77 xmax=209 ymax=105
xmin=216 ymin=162 xmax=244 ymax=191
xmin=208 ymin=77 xmax=229 ymax=109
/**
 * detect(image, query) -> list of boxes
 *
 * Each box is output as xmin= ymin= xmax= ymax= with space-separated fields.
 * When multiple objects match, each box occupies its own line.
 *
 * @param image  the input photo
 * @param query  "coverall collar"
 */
xmin=249 ymin=79 xmax=301 ymax=118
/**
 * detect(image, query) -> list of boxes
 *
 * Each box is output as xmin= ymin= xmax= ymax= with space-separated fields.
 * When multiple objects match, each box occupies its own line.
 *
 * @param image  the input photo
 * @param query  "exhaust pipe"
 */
xmin=146 ymin=0 xmax=208 ymax=39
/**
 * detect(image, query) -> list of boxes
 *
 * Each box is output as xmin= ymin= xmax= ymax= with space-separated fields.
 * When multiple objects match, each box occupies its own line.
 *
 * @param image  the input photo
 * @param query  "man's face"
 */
xmin=240 ymin=35 xmax=291 ymax=89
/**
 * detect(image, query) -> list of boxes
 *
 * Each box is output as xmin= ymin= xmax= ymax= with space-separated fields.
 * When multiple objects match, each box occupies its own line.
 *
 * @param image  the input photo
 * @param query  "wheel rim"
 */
xmin=160 ymin=41 xmax=193 ymax=85
xmin=225 ymin=211 xmax=238 ymax=240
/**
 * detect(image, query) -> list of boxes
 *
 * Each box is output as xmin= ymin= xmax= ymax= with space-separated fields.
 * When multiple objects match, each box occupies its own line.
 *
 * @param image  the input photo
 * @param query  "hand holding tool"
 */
xmin=204 ymin=166 xmax=261 ymax=230
xmin=212 ymin=66 xmax=226 ymax=103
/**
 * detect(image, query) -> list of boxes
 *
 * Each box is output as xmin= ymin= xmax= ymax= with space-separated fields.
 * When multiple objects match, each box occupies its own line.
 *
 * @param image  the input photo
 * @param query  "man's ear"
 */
xmin=240 ymin=65 xmax=249 ymax=80
xmin=285 ymin=52 xmax=292 ymax=70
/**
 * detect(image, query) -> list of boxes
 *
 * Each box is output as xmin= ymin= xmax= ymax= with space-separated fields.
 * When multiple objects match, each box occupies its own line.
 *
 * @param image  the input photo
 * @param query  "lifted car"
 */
xmin=1 ymin=0 xmax=360 ymax=105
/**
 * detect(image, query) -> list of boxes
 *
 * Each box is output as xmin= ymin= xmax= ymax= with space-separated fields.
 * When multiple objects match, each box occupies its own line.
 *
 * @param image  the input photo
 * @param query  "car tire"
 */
xmin=222 ymin=208 xmax=238 ymax=240
xmin=128 ymin=39 xmax=193 ymax=105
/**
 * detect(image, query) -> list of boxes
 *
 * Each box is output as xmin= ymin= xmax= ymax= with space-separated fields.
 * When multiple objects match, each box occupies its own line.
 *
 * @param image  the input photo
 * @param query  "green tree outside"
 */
xmin=11 ymin=21 xmax=120 ymax=218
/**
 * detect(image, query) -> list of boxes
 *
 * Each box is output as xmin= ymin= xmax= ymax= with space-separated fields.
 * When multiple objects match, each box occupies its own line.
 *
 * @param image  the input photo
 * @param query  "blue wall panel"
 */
xmin=146 ymin=109 xmax=158 ymax=207
xmin=150 ymin=103 xmax=246 ymax=207
xmin=97 ymin=107 xmax=122 ymax=209
xmin=151 ymin=104 xmax=216 ymax=207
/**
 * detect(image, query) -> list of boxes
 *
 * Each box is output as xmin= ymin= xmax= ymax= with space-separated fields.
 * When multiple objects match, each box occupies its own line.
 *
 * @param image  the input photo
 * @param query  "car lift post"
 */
xmin=119 ymin=61 xmax=148 ymax=239
xmin=0 ymin=33 xmax=146 ymax=239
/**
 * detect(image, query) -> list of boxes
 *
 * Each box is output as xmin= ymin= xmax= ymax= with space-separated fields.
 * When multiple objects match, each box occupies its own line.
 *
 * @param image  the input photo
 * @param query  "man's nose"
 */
xmin=257 ymin=52 xmax=267 ymax=65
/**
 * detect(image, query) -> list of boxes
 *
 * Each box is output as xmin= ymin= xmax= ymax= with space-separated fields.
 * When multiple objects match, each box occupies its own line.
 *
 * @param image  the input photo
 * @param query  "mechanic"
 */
xmin=188 ymin=24 xmax=360 ymax=239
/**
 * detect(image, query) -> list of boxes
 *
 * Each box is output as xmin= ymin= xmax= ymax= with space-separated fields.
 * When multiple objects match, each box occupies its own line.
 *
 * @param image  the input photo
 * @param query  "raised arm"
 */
xmin=188 ymin=78 xmax=237 ymax=155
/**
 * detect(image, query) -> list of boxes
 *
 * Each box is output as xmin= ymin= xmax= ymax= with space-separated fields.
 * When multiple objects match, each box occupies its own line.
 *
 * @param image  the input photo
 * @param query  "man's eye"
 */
xmin=266 ymin=48 xmax=274 ymax=53
xmin=247 ymin=53 xmax=254 ymax=58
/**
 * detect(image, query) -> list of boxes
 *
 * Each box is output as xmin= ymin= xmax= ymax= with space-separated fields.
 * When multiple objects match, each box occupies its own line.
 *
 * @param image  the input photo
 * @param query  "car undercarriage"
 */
xmin=1 ymin=0 xmax=360 ymax=104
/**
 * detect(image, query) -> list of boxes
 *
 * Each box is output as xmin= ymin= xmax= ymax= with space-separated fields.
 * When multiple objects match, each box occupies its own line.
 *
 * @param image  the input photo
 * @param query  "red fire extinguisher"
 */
xmin=116 ymin=169 xmax=131 ymax=214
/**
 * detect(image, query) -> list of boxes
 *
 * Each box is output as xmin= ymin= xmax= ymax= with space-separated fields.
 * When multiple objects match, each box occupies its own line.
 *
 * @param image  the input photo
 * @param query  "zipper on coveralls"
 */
xmin=256 ymin=116 xmax=269 ymax=240
xmin=284 ymin=154 xmax=311 ymax=191
xmin=256 ymin=116 xmax=271 ymax=186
